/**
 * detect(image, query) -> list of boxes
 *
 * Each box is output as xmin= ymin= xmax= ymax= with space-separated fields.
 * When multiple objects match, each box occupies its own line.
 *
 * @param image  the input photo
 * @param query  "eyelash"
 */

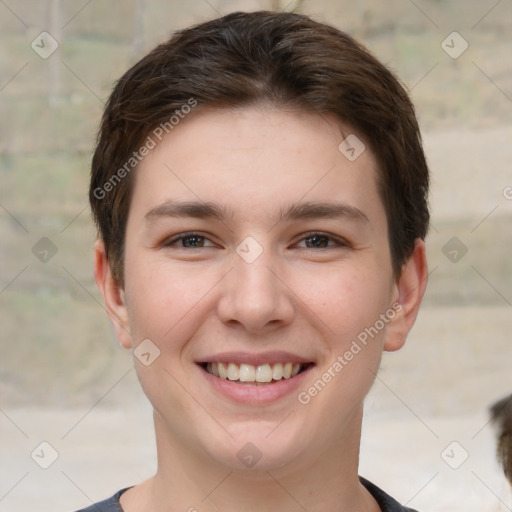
xmin=162 ymin=231 xmax=349 ymax=250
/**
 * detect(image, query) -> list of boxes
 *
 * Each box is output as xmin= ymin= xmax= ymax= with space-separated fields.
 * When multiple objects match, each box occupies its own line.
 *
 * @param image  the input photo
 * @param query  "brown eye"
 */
xmin=181 ymin=235 xmax=205 ymax=247
xmin=304 ymin=234 xmax=330 ymax=248
xmin=296 ymin=232 xmax=347 ymax=249
xmin=163 ymin=232 xmax=216 ymax=248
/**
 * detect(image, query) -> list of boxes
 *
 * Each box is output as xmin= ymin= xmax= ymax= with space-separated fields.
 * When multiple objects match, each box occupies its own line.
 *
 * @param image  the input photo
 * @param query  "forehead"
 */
xmin=128 ymin=105 xmax=384 ymax=230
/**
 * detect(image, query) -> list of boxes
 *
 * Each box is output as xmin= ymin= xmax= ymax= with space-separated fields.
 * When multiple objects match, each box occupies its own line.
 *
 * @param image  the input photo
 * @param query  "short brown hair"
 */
xmin=90 ymin=10 xmax=429 ymax=283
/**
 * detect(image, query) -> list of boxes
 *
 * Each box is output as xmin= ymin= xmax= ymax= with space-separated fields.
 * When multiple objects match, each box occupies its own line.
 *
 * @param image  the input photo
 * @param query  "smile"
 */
xmin=204 ymin=362 xmax=307 ymax=385
xmin=196 ymin=352 xmax=315 ymax=403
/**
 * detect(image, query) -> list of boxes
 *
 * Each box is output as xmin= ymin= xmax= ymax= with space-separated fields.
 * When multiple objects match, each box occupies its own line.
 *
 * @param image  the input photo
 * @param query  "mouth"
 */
xmin=199 ymin=361 xmax=314 ymax=386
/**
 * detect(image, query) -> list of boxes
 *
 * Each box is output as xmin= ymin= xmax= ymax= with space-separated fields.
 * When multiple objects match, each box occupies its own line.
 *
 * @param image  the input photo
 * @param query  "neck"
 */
xmin=122 ymin=407 xmax=380 ymax=512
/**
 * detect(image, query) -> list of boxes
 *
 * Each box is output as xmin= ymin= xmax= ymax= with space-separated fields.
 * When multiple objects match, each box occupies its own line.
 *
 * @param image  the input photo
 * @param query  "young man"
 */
xmin=83 ymin=10 xmax=429 ymax=512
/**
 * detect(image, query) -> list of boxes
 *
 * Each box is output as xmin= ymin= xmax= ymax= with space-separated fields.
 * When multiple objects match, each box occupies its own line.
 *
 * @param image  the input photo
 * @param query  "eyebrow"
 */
xmin=279 ymin=201 xmax=369 ymax=224
xmin=144 ymin=199 xmax=369 ymax=224
xmin=145 ymin=200 xmax=229 ymax=221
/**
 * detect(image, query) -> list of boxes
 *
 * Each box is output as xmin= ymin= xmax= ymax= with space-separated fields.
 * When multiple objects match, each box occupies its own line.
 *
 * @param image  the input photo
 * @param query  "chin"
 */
xmin=201 ymin=421 xmax=309 ymax=472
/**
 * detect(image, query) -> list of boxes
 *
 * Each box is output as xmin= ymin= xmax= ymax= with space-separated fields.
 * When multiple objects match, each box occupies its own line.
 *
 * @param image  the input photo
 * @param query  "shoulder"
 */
xmin=72 ymin=488 xmax=130 ymax=512
xmin=360 ymin=477 xmax=419 ymax=512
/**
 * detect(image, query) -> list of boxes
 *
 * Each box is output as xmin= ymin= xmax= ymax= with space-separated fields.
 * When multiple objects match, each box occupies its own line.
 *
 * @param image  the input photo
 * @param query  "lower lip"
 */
xmin=198 ymin=365 xmax=314 ymax=405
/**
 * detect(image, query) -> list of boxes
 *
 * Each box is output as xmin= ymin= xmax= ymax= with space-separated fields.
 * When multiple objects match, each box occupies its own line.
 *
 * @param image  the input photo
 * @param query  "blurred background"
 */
xmin=0 ymin=0 xmax=511 ymax=510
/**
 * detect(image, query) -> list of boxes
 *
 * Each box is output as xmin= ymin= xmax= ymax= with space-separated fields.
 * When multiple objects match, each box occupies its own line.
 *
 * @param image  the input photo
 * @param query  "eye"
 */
xmin=163 ymin=232 xmax=216 ymax=248
xmin=296 ymin=232 xmax=348 ymax=249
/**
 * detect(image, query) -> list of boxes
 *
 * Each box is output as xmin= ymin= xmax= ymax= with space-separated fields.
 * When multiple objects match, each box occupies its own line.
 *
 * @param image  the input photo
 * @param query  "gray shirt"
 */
xmin=74 ymin=477 xmax=419 ymax=512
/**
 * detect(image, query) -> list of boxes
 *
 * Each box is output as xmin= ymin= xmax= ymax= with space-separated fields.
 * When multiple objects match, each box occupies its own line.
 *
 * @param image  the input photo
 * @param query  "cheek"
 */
xmin=294 ymin=267 xmax=390 ymax=429
xmin=123 ymin=258 xmax=221 ymax=343
xmin=293 ymin=261 xmax=392 ymax=347
xmin=122 ymin=260 xmax=207 ymax=417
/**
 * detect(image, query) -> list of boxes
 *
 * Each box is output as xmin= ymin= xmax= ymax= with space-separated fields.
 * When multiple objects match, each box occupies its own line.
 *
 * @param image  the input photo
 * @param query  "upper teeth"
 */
xmin=206 ymin=362 xmax=303 ymax=382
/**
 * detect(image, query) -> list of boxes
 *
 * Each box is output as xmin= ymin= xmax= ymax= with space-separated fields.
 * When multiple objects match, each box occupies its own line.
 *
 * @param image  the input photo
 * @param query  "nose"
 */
xmin=216 ymin=245 xmax=295 ymax=334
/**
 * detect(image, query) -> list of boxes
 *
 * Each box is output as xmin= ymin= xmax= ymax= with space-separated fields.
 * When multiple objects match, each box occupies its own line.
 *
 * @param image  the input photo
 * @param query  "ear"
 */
xmin=94 ymin=239 xmax=132 ymax=349
xmin=384 ymin=239 xmax=428 ymax=352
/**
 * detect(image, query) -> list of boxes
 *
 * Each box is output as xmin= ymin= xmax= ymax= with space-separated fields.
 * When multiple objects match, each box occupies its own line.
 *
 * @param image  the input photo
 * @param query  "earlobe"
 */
xmin=384 ymin=239 xmax=428 ymax=352
xmin=93 ymin=239 xmax=132 ymax=349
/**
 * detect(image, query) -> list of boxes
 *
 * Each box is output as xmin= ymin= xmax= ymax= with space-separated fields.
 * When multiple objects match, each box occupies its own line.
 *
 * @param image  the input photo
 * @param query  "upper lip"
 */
xmin=197 ymin=351 xmax=315 ymax=366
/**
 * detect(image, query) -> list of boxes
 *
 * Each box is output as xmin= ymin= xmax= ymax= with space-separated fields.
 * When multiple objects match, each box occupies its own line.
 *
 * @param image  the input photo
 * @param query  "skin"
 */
xmin=95 ymin=104 xmax=428 ymax=512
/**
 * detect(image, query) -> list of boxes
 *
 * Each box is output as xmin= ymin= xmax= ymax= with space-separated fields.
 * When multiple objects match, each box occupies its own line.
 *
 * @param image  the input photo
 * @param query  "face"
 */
xmin=96 ymin=105 xmax=426 ymax=474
